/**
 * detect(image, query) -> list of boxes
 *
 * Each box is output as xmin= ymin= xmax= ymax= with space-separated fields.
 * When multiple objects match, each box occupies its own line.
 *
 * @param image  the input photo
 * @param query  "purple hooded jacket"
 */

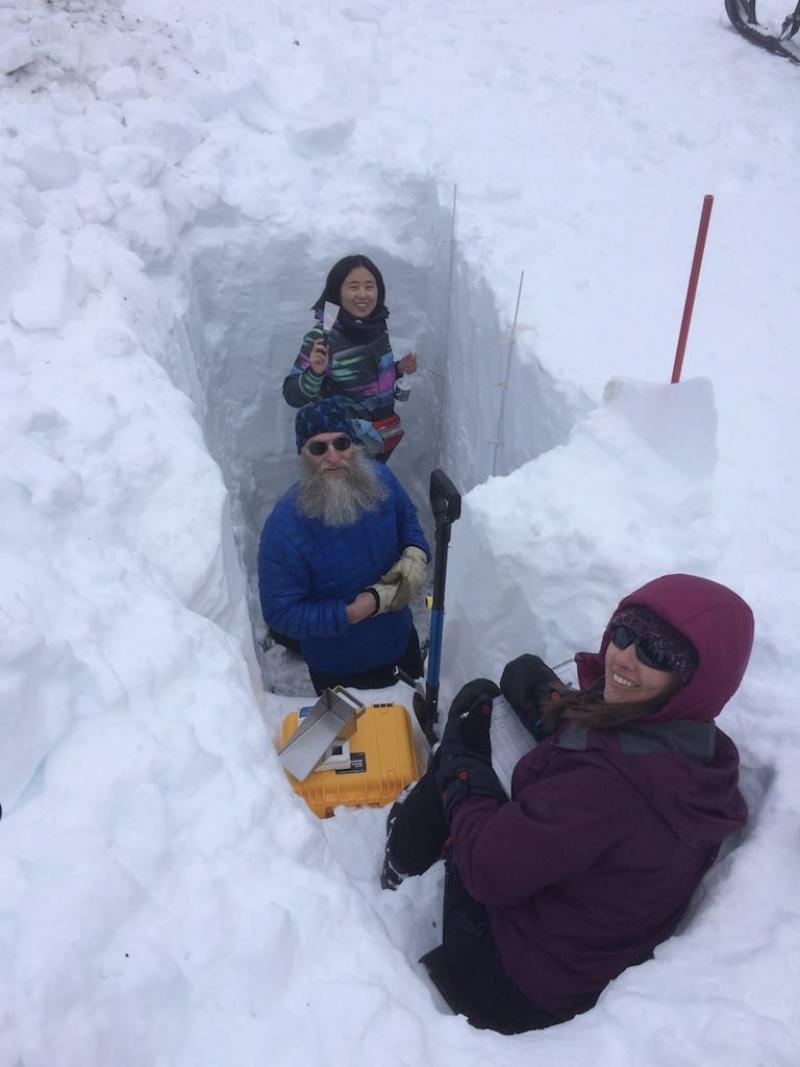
xmin=448 ymin=574 xmax=753 ymax=1021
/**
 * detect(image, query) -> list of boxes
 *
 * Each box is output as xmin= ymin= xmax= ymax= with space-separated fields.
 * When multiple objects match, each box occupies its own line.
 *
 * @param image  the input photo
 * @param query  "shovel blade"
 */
xmin=430 ymin=469 xmax=461 ymax=525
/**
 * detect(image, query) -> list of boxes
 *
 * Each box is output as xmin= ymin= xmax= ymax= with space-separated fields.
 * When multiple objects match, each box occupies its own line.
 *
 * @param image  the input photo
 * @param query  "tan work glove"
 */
xmin=365 ymin=580 xmax=401 ymax=616
xmin=380 ymin=545 xmax=428 ymax=611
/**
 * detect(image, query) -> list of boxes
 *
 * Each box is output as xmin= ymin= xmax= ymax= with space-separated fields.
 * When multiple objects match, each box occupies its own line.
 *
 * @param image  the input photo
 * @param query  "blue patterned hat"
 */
xmin=610 ymin=605 xmax=699 ymax=681
xmin=295 ymin=398 xmax=358 ymax=453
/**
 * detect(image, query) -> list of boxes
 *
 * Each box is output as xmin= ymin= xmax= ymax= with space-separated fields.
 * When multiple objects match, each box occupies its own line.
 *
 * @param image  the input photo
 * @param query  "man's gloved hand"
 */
xmin=434 ymin=678 xmax=506 ymax=819
xmin=380 ymin=546 xmax=428 ymax=611
xmin=364 ymin=580 xmax=399 ymax=615
xmin=500 ymin=654 xmax=565 ymax=740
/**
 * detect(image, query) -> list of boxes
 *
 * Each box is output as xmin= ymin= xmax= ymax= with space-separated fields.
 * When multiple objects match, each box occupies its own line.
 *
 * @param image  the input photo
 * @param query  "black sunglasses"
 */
xmin=609 ymin=623 xmax=675 ymax=673
xmin=306 ymin=435 xmax=353 ymax=457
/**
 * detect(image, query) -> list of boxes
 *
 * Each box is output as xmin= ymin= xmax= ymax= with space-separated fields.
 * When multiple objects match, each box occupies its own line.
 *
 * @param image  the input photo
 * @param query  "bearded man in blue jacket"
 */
xmin=258 ymin=398 xmax=430 ymax=694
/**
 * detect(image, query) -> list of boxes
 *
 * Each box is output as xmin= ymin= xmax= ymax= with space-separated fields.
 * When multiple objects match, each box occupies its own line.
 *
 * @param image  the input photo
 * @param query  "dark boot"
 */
xmin=380 ymin=795 xmax=406 ymax=889
xmin=380 ymin=758 xmax=448 ymax=890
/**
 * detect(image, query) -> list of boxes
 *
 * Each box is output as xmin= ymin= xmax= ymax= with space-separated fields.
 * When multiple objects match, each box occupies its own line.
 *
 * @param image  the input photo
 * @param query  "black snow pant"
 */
xmin=267 ymin=627 xmax=303 ymax=655
xmin=308 ymin=625 xmax=424 ymax=697
xmin=422 ymin=864 xmax=561 ymax=1034
xmin=385 ymin=757 xmax=561 ymax=1034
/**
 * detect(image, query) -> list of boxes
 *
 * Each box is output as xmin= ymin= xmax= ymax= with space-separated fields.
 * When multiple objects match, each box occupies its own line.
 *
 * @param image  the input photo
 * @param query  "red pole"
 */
xmin=671 ymin=194 xmax=714 ymax=384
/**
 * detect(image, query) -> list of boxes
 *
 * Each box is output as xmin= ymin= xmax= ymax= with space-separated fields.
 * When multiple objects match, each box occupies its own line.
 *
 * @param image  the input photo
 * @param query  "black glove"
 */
xmin=440 ymin=677 xmax=501 ymax=760
xmin=435 ymin=679 xmax=505 ymax=820
xmin=500 ymin=654 xmax=565 ymax=740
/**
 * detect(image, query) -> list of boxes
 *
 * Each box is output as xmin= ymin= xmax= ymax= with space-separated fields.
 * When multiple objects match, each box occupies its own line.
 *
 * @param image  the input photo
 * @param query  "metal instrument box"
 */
xmin=278 ymin=702 xmax=421 ymax=819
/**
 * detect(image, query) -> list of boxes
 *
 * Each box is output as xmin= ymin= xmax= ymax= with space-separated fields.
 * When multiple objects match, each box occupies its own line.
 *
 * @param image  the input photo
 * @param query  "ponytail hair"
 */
xmin=540 ymin=676 xmax=683 ymax=734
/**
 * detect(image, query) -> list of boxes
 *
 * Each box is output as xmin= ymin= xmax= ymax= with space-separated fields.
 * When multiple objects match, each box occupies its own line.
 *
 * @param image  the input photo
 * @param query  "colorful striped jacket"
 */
xmin=282 ymin=318 xmax=399 ymax=454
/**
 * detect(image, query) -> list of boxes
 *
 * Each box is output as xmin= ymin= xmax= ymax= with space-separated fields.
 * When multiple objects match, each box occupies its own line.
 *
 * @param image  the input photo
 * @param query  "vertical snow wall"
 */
xmin=162 ymin=186 xmax=583 ymax=666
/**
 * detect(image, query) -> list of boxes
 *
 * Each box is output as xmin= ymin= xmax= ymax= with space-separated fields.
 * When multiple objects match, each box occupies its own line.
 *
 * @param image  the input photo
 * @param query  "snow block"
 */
xmin=95 ymin=65 xmax=141 ymax=102
xmin=9 ymin=243 xmax=85 ymax=331
xmin=603 ymin=376 xmax=717 ymax=479
xmin=21 ymin=145 xmax=81 ymax=192
xmin=0 ymin=32 xmax=37 ymax=75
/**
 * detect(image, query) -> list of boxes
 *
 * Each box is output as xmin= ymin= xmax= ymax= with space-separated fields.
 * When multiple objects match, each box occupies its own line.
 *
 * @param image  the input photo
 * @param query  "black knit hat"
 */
xmin=609 ymin=605 xmax=699 ymax=682
xmin=295 ymin=398 xmax=358 ymax=453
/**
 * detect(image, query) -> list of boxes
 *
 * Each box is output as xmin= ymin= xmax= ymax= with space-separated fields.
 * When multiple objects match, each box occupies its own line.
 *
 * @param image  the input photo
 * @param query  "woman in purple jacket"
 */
xmin=383 ymin=573 xmax=754 ymax=1034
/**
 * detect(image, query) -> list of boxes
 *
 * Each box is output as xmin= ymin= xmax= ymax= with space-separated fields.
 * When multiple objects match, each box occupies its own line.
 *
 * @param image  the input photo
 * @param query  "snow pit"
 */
xmin=0 ymin=2 xmax=795 ymax=1062
xmin=170 ymin=214 xmax=582 ymax=664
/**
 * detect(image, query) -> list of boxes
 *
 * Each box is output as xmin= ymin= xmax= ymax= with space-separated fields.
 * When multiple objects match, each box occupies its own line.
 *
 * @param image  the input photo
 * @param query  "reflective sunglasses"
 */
xmin=306 ymin=435 xmax=353 ymax=457
xmin=609 ymin=623 xmax=676 ymax=673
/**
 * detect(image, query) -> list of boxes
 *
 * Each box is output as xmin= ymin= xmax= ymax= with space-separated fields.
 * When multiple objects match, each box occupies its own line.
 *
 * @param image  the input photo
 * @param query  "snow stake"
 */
xmin=415 ymin=469 xmax=462 ymax=744
xmin=492 ymin=269 xmax=525 ymax=477
xmin=671 ymin=194 xmax=714 ymax=384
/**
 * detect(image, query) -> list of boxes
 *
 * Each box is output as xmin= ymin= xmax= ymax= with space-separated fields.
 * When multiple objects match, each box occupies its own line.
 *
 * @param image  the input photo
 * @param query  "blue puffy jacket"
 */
xmin=258 ymin=463 xmax=430 ymax=674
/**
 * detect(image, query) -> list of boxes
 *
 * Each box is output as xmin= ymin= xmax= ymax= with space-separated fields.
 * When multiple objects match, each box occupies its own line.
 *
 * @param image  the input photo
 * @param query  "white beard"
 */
xmin=296 ymin=447 xmax=388 ymax=526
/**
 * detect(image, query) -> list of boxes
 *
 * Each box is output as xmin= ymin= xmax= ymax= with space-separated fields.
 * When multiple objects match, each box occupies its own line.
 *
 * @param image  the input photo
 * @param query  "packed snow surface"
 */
xmin=1 ymin=0 xmax=799 ymax=1064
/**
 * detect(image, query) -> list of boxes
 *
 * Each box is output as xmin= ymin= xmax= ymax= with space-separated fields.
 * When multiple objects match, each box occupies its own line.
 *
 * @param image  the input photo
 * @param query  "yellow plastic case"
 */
xmin=278 ymin=702 xmax=421 ymax=818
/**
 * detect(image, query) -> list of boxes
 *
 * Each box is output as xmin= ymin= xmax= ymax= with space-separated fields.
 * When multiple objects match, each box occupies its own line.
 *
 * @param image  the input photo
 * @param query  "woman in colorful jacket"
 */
xmin=383 ymin=573 xmax=753 ymax=1034
xmin=282 ymin=255 xmax=417 ymax=462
